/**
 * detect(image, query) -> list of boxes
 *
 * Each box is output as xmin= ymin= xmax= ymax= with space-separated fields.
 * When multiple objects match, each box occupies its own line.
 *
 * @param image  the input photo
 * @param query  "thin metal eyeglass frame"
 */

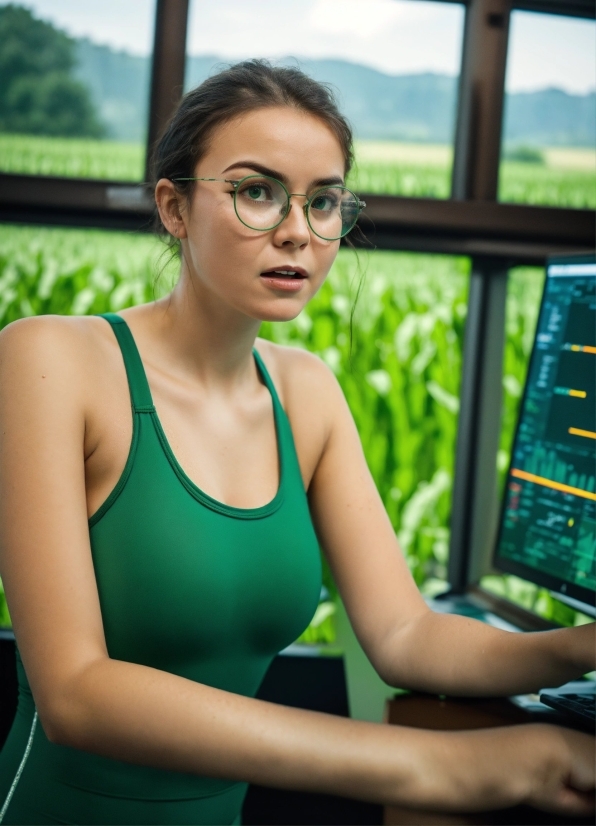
xmin=170 ymin=175 xmax=366 ymax=240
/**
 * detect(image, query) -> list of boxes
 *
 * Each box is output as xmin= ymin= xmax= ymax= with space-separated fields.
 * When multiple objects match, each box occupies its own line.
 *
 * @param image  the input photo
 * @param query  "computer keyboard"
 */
xmin=539 ymin=683 xmax=596 ymax=729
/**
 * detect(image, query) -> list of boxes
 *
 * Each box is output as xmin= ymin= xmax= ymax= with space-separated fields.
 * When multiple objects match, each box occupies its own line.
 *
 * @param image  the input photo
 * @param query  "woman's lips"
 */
xmin=259 ymin=268 xmax=307 ymax=292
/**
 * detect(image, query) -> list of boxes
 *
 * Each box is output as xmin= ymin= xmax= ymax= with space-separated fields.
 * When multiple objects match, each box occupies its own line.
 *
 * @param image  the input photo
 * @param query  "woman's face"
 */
xmin=163 ymin=106 xmax=347 ymax=323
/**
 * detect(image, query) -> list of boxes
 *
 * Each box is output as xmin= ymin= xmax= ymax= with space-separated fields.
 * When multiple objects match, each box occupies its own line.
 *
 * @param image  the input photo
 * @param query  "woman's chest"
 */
xmin=90 ymin=442 xmax=323 ymax=676
xmin=83 ymin=350 xmax=325 ymax=521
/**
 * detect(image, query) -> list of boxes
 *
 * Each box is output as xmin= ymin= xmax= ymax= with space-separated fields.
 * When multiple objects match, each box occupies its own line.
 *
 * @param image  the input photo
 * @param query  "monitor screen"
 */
xmin=494 ymin=255 xmax=596 ymax=612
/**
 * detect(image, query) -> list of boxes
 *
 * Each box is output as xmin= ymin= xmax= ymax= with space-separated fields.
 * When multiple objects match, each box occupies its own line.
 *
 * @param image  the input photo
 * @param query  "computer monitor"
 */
xmin=493 ymin=254 xmax=596 ymax=618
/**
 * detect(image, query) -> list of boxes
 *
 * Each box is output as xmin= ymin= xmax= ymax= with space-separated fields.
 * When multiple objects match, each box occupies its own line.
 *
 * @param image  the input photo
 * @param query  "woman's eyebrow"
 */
xmin=312 ymin=175 xmax=345 ymax=187
xmin=222 ymin=160 xmax=287 ymax=182
xmin=221 ymin=161 xmax=345 ymax=189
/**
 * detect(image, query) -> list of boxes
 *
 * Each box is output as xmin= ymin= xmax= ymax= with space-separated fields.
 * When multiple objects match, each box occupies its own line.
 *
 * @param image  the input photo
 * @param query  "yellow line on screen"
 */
xmin=568 ymin=427 xmax=596 ymax=440
xmin=510 ymin=468 xmax=596 ymax=501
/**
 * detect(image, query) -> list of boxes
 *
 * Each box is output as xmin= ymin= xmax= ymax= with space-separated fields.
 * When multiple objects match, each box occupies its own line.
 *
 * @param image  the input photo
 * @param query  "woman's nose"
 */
xmin=273 ymin=200 xmax=311 ymax=247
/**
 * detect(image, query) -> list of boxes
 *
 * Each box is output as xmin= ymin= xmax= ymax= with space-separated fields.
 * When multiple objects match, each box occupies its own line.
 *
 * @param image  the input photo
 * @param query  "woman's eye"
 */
xmin=312 ymin=194 xmax=337 ymax=212
xmin=240 ymin=183 xmax=272 ymax=201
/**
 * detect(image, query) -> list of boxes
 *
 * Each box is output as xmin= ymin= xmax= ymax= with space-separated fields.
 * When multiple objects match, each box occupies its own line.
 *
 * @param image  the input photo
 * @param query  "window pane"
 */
xmin=499 ymin=11 xmax=596 ymax=209
xmin=0 ymin=1 xmax=155 ymax=181
xmin=185 ymin=0 xmax=465 ymax=199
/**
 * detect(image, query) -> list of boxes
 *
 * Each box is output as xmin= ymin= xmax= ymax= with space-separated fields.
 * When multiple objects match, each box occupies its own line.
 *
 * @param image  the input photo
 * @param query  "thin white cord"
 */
xmin=0 ymin=710 xmax=37 ymax=823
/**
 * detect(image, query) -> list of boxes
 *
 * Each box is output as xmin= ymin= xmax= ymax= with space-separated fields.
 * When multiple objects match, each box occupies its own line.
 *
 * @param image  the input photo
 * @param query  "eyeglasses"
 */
xmin=170 ymin=174 xmax=366 ymax=241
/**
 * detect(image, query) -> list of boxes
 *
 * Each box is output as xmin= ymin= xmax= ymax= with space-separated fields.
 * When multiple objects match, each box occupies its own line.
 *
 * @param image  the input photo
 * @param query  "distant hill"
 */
xmin=186 ymin=56 xmax=459 ymax=143
xmin=74 ymin=38 xmax=150 ymax=142
xmin=503 ymin=88 xmax=595 ymax=148
xmin=74 ymin=41 xmax=595 ymax=148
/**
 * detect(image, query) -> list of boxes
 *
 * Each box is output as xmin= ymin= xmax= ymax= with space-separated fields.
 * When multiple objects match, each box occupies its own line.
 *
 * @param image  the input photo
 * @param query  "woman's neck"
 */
xmin=131 ymin=269 xmax=263 ymax=392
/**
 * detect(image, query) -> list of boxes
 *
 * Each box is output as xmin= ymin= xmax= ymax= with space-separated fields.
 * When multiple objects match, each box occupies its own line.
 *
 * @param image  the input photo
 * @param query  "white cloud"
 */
xmin=187 ymin=0 xmax=464 ymax=77
xmin=0 ymin=0 xmax=156 ymax=55
xmin=308 ymin=0 xmax=402 ymax=39
xmin=506 ymin=11 xmax=596 ymax=95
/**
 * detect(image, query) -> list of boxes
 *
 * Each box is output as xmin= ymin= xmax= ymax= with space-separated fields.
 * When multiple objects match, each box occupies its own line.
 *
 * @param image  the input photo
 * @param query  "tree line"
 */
xmin=0 ymin=4 xmax=104 ymax=138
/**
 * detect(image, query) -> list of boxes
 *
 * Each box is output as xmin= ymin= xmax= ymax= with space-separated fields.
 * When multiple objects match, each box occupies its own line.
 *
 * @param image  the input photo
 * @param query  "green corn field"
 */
xmin=1 ymin=134 xmax=594 ymax=208
xmin=0 ymin=222 xmax=586 ymax=636
xmin=0 ymin=134 xmax=146 ymax=182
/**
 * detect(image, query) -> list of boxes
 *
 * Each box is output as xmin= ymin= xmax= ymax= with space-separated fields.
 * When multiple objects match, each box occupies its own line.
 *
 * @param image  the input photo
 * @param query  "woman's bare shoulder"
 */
xmin=254 ymin=338 xmax=340 ymax=403
xmin=0 ymin=314 xmax=114 ymax=368
xmin=0 ymin=312 xmax=106 ymax=347
xmin=0 ymin=312 xmax=103 ymax=448
xmin=253 ymin=338 xmax=344 ymax=463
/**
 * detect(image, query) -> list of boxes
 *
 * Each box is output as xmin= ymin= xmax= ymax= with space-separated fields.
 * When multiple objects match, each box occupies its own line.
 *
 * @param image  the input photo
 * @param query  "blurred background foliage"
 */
xmin=0 ymin=224 xmax=583 ymax=637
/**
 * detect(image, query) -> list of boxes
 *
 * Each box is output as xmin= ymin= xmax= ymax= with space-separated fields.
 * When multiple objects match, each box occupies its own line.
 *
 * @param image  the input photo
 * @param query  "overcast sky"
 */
xmin=7 ymin=0 xmax=596 ymax=94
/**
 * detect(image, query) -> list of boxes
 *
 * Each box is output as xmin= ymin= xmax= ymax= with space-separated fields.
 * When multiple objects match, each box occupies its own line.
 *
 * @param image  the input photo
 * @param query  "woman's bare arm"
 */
xmin=0 ymin=316 xmax=593 ymax=818
xmin=300 ymin=350 xmax=595 ymax=696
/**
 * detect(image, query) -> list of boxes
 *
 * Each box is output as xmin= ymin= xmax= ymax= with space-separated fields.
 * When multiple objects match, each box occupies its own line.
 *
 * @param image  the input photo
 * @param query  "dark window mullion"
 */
xmin=448 ymin=1 xmax=513 ymax=593
xmin=513 ymin=0 xmax=595 ymax=20
xmin=452 ymin=0 xmax=512 ymax=201
xmin=145 ymin=0 xmax=190 ymax=183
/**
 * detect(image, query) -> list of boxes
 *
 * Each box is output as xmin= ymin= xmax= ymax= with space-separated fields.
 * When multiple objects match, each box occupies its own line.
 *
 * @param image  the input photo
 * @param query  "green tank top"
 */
xmin=0 ymin=312 xmax=323 ymax=825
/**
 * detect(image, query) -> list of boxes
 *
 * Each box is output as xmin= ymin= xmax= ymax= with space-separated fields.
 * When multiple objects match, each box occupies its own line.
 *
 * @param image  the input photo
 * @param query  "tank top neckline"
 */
xmin=95 ymin=312 xmax=286 ymax=520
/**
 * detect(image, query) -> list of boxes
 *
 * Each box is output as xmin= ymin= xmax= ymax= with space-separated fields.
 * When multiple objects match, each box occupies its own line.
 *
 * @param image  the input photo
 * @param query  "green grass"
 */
xmin=348 ymin=142 xmax=453 ymax=198
xmin=348 ymin=160 xmax=451 ymax=198
xmin=0 ymin=226 xmax=175 ymax=322
xmin=0 ymin=133 xmax=145 ymax=181
xmin=499 ymin=162 xmax=596 ymax=209
xmin=2 ymin=133 xmax=594 ymax=208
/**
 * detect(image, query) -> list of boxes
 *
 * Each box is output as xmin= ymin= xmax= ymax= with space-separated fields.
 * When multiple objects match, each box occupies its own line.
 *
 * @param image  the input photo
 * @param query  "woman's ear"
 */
xmin=154 ymin=179 xmax=188 ymax=239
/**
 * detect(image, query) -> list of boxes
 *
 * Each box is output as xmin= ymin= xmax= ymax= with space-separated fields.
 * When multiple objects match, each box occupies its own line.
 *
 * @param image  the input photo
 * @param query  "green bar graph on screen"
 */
xmin=523 ymin=446 xmax=596 ymax=494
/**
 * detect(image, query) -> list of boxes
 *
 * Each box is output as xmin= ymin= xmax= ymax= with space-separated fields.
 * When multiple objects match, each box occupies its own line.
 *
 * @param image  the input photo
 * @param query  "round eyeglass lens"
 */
xmin=234 ymin=176 xmax=288 ymax=231
xmin=308 ymin=186 xmax=360 ymax=240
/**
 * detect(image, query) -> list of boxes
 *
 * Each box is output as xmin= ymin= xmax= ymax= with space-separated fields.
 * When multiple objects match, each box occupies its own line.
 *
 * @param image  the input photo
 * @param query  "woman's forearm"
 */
xmin=44 ymin=656 xmax=594 ymax=816
xmin=46 ymin=655 xmax=428 ymax=807
xmin=380 ymin=611 xmax=594 ymax=696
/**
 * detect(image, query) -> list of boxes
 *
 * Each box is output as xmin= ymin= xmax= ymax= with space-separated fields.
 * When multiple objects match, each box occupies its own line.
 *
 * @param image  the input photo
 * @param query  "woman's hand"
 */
xmin=429 ymin=723 xmax=595 ymax=817
xmin=523 ymin=725 xmax=596 ymax=816
xmin=556 ymin=622 xmax=596 ymax=678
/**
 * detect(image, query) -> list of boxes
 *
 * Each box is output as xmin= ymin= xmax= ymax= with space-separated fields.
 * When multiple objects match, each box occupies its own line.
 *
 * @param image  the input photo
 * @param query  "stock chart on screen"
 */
xmin=495 ymin=260 xmax=596 ymax=605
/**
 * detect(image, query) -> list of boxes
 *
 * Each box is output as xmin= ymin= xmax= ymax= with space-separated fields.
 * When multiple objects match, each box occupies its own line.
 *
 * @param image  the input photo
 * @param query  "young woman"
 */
xmin=0 ymin=60 xmax=593 ymax=826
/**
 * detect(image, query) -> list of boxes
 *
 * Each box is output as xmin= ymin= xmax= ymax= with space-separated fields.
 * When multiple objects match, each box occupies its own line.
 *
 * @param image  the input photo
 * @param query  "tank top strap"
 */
xmin=97 ymin=313 xmax=155 ymax=413
xmin=252 ymin=347 xmax=284 ymax=413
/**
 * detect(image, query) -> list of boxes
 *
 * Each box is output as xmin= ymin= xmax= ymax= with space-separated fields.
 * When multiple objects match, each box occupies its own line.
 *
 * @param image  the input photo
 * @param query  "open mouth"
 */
xmin=260 ymin=269 xmax=306 ymax=279
xmin=259 ymin=269 xmax=308 ymax=291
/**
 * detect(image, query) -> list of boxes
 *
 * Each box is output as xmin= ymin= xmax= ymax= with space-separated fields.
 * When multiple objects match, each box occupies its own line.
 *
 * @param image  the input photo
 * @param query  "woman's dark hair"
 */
xmin=151 ymin=59 xmax=367 ymax=361
xmin=152 ymin=58 xmax=354 ymax=244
